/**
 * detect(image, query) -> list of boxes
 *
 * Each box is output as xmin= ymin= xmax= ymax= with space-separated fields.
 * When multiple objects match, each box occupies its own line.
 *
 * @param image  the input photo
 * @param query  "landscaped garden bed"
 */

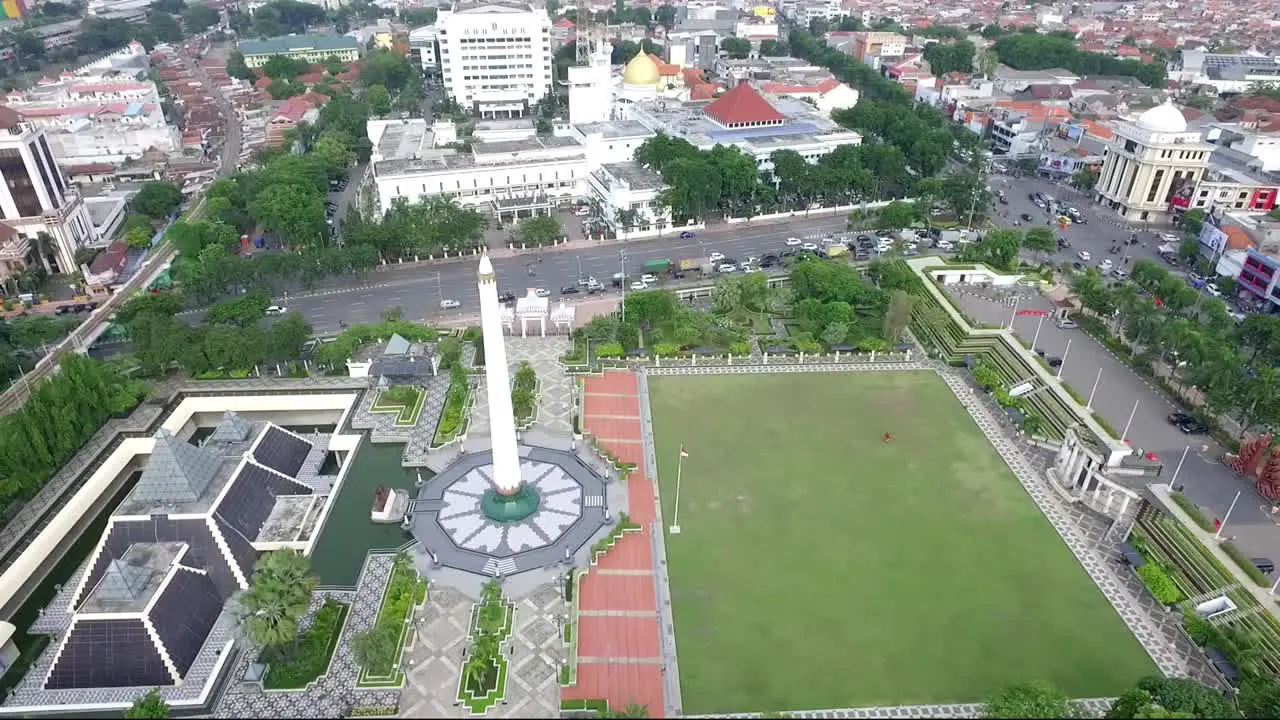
xmin=354 ymin=554 xmax=427 ymax=688
xmin=590 ymin=513 xmax=639 ymax=563
xmin=370 ymin=386 xmax=427 ymax=426
xmin=457 ymin=581 xmax=515 ymax=715
xmin=434 ymin=365 xmax=473 ymax=446
xmin=560 ymin=569 xmax=583 ymax=687
xmin=262 ymin=599 xmax=349 ymax=690
xmin=511 ymin=361 xmax=537 ymax=427
xmin=648 ymin=371 xmax=1155 ymax=713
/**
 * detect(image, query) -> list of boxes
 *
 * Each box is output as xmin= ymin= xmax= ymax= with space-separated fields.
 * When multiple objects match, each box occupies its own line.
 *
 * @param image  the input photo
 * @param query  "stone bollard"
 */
xmin=870 ymin=350 xmax=876 ymax=362
xmin=763 ymin=353 xmax=768 ymax=365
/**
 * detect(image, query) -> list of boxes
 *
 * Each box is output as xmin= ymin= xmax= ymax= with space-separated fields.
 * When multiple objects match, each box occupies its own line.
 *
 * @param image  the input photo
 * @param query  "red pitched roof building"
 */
xmin=702 ymin=83 xmax=784 ymax=129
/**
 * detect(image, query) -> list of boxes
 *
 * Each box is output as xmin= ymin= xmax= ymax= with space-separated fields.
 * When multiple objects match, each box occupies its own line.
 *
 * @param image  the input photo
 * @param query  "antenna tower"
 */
xmin=575 ymin=0 xmax=593 ymax=66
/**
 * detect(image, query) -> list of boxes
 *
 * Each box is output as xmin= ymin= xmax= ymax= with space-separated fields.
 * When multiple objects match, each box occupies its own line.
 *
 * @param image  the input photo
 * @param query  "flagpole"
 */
xmin=670 ymin=447 xmax=684 ymax=535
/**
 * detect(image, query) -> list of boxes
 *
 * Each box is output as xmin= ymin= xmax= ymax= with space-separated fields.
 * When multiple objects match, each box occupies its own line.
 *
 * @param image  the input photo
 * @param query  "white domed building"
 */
xmin=1093 ymin=99 xmax=1216 ymax=221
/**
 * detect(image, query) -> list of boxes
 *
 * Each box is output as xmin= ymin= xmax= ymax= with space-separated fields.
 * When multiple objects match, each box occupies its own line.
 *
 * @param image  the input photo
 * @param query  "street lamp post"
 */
xmin=1121 ymin=399 xmax=1140 ymax=442
xmin=1007 ymin=294 xmax=1020 ymax=329
xmin=1216 ymin=490 xmax=1243 ymax=540
xmin=1056 ymin=338 xmax=1071 ymax=378
xmin=1032 ymin=314 xmax=1045 ymax=349
xmin=1168 ymin=445 xmax=1190 ymax=490
xmin=576 ymin=255 xmax=583 ymax=283
xmin=1086 ymin=367 xmax=1102 ymax=410
xmin=619 ymin=249 xmax=627 ymax=324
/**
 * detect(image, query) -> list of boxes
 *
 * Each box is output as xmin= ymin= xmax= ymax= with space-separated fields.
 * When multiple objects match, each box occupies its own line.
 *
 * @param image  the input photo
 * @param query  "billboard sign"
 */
xmin=1039 ymin=154 xmax=1075 ymax=173
xmin=1199 ymin=223 xmax=1228 ymax=256
xmin=1056 ymin=122 xmax=1086 ymax=142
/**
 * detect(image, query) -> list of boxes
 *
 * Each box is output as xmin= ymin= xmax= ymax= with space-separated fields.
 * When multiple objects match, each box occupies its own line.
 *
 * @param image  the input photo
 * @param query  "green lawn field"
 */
xmin=649 ymin=371 xmax=1155 ymax=714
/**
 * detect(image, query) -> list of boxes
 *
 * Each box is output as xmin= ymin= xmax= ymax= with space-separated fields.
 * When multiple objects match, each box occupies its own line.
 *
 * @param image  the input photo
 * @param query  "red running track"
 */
xmin=562 ymin=371 xmax=665 ymax=716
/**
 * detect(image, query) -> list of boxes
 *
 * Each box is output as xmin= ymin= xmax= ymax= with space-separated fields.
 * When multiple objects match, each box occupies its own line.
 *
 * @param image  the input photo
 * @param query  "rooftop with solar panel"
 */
xmin=0 ymin=409 xmax=352 ymax=712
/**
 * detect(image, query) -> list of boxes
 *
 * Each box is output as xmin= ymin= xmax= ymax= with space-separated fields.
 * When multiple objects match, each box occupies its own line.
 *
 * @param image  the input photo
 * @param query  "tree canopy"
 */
xmin=1106 ymin=676 xmax=1234 ymax=719
xmin=124 ymin=689 xmax=169 ymax=718
xmin=991 ymin=33 xmax=1166 ymax=88
xmin=982 ymin=681 xmax=1074 ymax=718
xmin=131 ymin=181 xmax=184 ymax=219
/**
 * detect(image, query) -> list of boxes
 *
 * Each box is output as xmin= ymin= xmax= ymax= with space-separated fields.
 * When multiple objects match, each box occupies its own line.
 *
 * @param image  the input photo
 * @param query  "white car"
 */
xmin=718 ymin=263 xmax=737 ymax=273
xmin=785 ymin=237 xmax=802 ymax=246
xmin=708 ymin=251 xmax=725 ymax=262
xmin=640 ymin=273 xmax=657 ymax=283
xmin=534 ymin=288 xmax=551 ymax=297
xmin=1077 ymin=250 xmax=1092 ymax=262
xmin=629 ymin=280 xmax=648 ymax=290
xmin=577 ymin=276 xmax=597 ymax=287
xmin=935 ymin=240 xmax=954 ymax=251
xmin=573 ymin=207 xmax=591 ymax=217
xmin=1111 ymin=269 xmax=1129 ymax=281
xmin=440 ymin=298 xmax=461 ymax=309
xmin=746 ymin=256 xmax=759 ymax=266
xmin=265 ymin=305 xmax=287 ymax=315
xmin=801 ymin=242 xmax=819 ymax=251
xmin=1098 ymin=259 xmax=1113 ymax=271
xmin=1206 ymin=283 xmax=1222 ymax=297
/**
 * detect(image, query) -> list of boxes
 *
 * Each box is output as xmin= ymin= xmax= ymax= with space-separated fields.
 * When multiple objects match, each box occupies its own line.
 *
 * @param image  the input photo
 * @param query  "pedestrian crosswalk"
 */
xmin=482 ymin=557 xmax=519 ymax=576
xmin=585 ymin=494 xmax=604 ymax=508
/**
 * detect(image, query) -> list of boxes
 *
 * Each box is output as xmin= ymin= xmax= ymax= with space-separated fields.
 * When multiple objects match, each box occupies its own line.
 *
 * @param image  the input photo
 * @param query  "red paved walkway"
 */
xmin=563 ymin=371 xmax=665 ymax=716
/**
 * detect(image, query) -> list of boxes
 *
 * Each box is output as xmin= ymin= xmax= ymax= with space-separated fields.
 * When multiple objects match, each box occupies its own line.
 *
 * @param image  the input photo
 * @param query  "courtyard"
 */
xmin=647 ymin=371 xmax=1156 ymax=714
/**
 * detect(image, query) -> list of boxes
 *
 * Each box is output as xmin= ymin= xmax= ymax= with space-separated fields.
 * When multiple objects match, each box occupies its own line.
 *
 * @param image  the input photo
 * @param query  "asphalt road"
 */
xmin=180 ymin=212 xmax=861 ymax=334
xmin=950 ymin=285 xmax=1280 ymax=568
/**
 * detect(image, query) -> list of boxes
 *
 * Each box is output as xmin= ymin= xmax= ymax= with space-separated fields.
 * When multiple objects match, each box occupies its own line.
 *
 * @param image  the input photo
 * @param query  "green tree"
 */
xmin=312 ymin=132 xmax=352 ymax=171
xmin=720 ymin=37 xmax=752 ymax=59
xmin=361 ymin=49 xmax=414 ymax=90
xmin=132 ymin=181 xmax=184 ymax=218
xmin=206 ymin=290 xmax=271 ymax=326
xmin=877 ymin=201 xmax=919 ymax=229
xmin=759 ymin=39 xmax=788 ymax=56
xmin=1240 ymin=677 xmax=1280 ymax=718
xmin=124 ymin=688 xmax=169 ymax=718
xmin=126 ymin=225 xmax=154 ymax=249
xmin=366 ymin=84 xmax=392 ymax=116
xmin=654 ymin=4 xmax=676 ymax=27
xmin=262 ymin=55 xmax=309 ymax=80
xmin=149 ymin=12 xmax=185 ymax=44
xmin=182 ymin=4 xmax=219 ymax=33
xmin=237 ymin=550 xmax=317 ymax=651
xmin=983 ymin=681 xmax=1073 ymax=719
xmin=1106 ymin=677 xmax=1235 ymax=719
xmin=226 ymin=50 xmax=256 ymax=81
xmin=516 ymin=215 xmax=564 ymax=247
xmin=1022 ymin=226 xmax=1056 ymax=261
xmin=881 ymin=290 xmax=914 ymax=343
xmin=249 ymin=184 xmax=326 ymax=246
xmin=350 ymin=625 xmax=400 ymax=672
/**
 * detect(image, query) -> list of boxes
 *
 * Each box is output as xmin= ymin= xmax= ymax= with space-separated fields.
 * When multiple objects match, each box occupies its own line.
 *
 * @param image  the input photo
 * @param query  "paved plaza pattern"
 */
xmin=398 ymin=584 xmax=564 ymax=718
xmin=561 ymin=372 xmax=667 ymax=716
xmin=216 ymin=553 xmax=401 ymax=718
xmin=469 ymin=337 xmax=575 ymax=439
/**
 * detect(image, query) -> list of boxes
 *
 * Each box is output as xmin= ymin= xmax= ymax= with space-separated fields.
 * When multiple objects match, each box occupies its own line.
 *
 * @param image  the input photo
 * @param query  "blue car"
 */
xmin=679 ymin=231 xmax=696 ymax=239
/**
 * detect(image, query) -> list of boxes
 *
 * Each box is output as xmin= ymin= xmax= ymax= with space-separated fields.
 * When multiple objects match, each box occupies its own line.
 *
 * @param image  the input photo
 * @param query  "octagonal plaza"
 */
xmin=409 ymin=445 xmax=609 ymax=576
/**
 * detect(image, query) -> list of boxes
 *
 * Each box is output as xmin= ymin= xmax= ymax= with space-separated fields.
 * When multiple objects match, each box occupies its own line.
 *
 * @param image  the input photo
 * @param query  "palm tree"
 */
xmin=461 ymin=650 xmax=492 ymax=694
xmin=237 ymin=550 xmax=317 ymax=652
xmin=615 ymin=208 xmax=640 ymax=236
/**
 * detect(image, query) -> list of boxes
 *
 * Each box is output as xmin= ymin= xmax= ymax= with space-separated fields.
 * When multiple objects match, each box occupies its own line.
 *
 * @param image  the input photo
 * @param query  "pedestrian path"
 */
xmin=562 ymin=371 xmax=664 ymax=716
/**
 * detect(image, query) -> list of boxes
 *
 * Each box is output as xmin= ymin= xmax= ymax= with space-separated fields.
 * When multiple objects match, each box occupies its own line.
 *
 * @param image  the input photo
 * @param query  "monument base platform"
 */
xmin=481 ymin=485 xmax=541 ymax=523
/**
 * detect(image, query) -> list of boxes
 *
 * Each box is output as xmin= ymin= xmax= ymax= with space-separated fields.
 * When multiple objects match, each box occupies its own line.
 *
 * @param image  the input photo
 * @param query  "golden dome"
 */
xmin=622 ymin=52 xmax=660 ymax=86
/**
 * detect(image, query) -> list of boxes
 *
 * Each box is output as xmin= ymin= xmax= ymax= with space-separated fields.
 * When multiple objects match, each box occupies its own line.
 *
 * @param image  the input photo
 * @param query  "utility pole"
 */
xmin=619 ymin=249 xmax=627 ymax=324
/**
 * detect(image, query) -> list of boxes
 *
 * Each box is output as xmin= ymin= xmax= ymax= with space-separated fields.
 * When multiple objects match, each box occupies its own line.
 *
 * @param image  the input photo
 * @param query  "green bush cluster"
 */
xmin=263 ymin=600 xmax=348 ymax=690
xmin=459 ymin=581 xmax=513 ymax=711
xmin=1221 ymin=541 xmax=1270 ymax=587
xmin=512 ymin=361 xmax=537 ymax=424
xmin=1169 ymin=491 xmax=1216 ymax=532
xmin=355 ymin=555 xmax=421 ymax=679
xmin=591 ymin=512 xmax=639 ymax=561
xmin=728 ymin=341 xmax=753 ymax=355
xmin=436 ymin=365 xmax=470 ymax=441
xmin=595 ymin=341 xmax=624 ymax=358
xmin=1134 ymin=563 xmax=1184 ymax=605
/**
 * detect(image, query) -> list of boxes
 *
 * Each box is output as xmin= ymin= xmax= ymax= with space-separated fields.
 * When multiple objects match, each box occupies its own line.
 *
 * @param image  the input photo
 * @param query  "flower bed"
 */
xmin=356 ymin=555 xmax=425 ymax=688
xmin=262 ymin=600 xmax=349 ymax=690
xmin=457 ymin=582 xmax=515 ymax=715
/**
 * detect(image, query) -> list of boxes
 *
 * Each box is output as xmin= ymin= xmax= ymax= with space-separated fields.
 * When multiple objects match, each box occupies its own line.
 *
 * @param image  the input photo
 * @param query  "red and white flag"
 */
xmin=680 ymin=446 xmax=689 ymax=458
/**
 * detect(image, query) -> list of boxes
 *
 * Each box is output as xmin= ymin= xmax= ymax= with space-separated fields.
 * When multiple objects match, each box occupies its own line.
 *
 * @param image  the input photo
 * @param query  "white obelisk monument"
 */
xmin=476 ymin=252 xmax=522 ymax=494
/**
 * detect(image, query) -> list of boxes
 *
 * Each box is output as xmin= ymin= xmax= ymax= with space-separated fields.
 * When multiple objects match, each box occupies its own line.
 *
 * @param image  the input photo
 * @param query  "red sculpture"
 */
xmin=1226 ymin=433 xmax=1272 ymax=478
xmin=373 ymin=485 xmax=390 ymax=513
xmin=1258 ymin=446 xmax=1280 ymax=500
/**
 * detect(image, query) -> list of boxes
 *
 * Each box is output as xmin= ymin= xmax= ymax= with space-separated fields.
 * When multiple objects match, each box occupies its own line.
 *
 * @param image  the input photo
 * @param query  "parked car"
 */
xmin=534 ymin=288 xmax=550 ymax=297
xmin=785 ymin=237 xmax=802 ymax=246
xmin=1179 ymin=419 xmax=1209 ymax=434
xmin=1167 ymin=412 xmax=1195 ymax=426
xmin=1058 ymin=237 xmax=1071 ymax=249
xmin=679 ymin=230 xmax=697 ymax=239
xmin=560 ymin=286 xmax=579 ymax=295
xmin=265 ymin=305 xmax=287 ymax=315
xmin=1055 ymin=319 xmax=1078 ymax=330
xmin=1112 ymin=269 xmax=1129 ymax=281
xmin=640 ymin=273 xmax=657 ymax=283
xmin=440 ymin=298 xmax=461 ymax=309
xmin=708 ymin=251 xmax=725 ymax=262
xmin=1206 ymin=283 xmax=1223 ymax=298
xmin=629 ymin=280 xmax=648 ymax=290
xmin=1077 ymin=250 xmax=1092 ymax=262
xmin=935 ymin=240 xmax=954 ymax=251
xmin=800 ymin=242 xmax=819 ymax=251
xmin=1046 ymin=356 xmax=1064 ymax=368
xmin=717 ymin=263 xmax=737 ymax=273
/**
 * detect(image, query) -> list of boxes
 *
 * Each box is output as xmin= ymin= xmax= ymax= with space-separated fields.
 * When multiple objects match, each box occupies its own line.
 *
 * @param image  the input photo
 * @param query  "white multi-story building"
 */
xmin=409 ymin=25 xmax=442 ymax=81
xmin=1094 ymin=101 xmax=1216 ymax=221
xmin=585 ymin=162 xmax=678 ymax=240
xmin=0 ymin=107 xmax=101 ymax=281
xmin=0 ymin=41 xmax=180 ymax=167
xmin=436 ymin=1 xmax=554 ymax=119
